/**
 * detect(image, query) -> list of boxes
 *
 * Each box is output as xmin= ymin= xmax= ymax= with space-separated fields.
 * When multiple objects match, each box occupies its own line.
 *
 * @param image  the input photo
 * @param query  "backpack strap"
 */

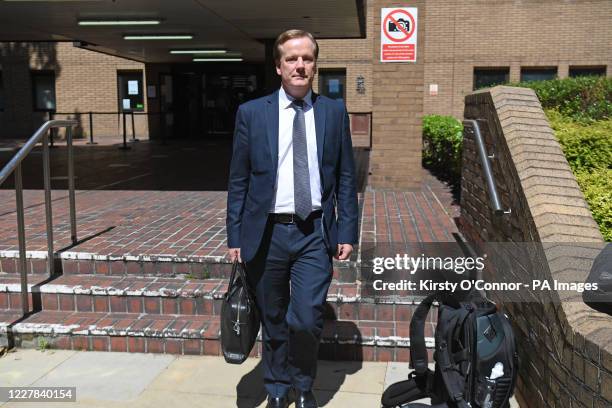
xmin=436 ymin=305 xmax=471 ymax=408
xmin=410 ymin=292 xmax=439 ymax=376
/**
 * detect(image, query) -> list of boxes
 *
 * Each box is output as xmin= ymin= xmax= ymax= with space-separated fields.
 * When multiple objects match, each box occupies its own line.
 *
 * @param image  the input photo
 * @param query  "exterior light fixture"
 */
xmin=79 ymin=20 xmax=161 ymax=26
xmin=193 ymin=58 xmax=243 ymax=62
xmin=124 ymin=35 xmax=193 ymax=40
xmin=170 ymin=50 xmax=227 ymax=54
xmin=3 ymin=0 xmax=105 ymax=2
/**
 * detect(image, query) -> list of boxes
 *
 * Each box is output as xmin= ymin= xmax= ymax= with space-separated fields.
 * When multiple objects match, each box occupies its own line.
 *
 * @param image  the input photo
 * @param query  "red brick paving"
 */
xmin=0 ymin=188 xmax=457 ymax=267
xmin=0 ymin=185 xmax=456 ymax=361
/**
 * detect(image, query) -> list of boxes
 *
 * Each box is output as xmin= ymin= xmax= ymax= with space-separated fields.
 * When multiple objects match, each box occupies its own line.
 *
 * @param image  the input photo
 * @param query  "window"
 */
xmin=473 ymin=68 xmax=509 ymax=90
xmin=319 ymin=69 xmax=346 ymax=101
xmin=117 ymin=71 xmax=144 ymax=112
xmin=32 ymin=70 xmax=56 ymax=111
xmin=520 ymin=67 xmax=557 ymax=82
xmin=569 ymin=66 xmax=606 ymax=78
xmin=0 ymin=70 xmax=4 ymax=111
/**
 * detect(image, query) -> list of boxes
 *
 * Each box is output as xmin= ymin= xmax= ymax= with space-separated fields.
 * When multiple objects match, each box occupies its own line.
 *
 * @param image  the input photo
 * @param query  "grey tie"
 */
xmin=292 ymin=100 xmax=312 ymax=220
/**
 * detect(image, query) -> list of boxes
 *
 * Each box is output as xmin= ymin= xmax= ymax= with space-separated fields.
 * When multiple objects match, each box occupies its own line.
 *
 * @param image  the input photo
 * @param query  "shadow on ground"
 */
xmin=235 ymin=305 xmax=364 ymax=407
xmin=0 ymin=140 xmax=370 ymax=193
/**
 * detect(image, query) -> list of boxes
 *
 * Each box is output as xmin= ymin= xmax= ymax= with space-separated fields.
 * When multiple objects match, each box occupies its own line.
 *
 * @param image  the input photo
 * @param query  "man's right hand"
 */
xmin=228 ymin=248 xmax=242 ymax=263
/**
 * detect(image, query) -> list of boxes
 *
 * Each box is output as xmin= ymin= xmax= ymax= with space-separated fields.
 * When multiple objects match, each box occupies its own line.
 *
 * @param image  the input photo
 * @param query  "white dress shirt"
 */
xmin=270 ymin=86 xmax=322 ymax=214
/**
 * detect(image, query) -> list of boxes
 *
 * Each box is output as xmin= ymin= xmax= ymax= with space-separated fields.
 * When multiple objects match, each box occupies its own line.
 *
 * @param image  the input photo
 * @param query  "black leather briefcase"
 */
xmin=220 ymin=261 xmax=260 ymax=364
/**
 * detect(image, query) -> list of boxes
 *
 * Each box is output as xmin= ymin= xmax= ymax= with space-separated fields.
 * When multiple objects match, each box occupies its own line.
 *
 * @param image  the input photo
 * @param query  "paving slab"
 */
xmin=148 ymin=355 xmax=265 ymax=400
xmin=0 ymin=349 xmax=393 ymax=407
xmin=30 ymin=351 xmax=174 ymax=401
xmin=0 ymin=349 xmax=76 ymax=387
xmin=1 ymin=348 xmax=521 ymax=407
xmin=313 ymin=360 xmax=386 ymax=394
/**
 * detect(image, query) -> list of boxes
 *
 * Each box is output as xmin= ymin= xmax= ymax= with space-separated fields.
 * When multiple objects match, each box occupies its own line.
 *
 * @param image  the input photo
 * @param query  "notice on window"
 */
xmin=328 ymin=79 xmax=340 ymax=93
xmin=122 ymin=99 xmax=131 ymax=110
xmin=128 ymin=80 xmax=139 ymax=95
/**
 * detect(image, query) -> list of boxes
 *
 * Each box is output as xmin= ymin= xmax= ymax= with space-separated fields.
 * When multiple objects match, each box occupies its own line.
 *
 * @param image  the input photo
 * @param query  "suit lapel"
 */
xmin=313 ymin=93 xmax=326 ymax=169
xmin=265 ymin=90 xmax=279 ymax=174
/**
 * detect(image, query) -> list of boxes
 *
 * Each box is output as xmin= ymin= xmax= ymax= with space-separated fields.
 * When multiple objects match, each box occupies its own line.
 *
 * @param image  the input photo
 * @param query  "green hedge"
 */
xmin=546 ymin=110 xmax=612 ymax=240
xmin=575 ymin=168 xmax=612 ymax=241
xmin=422 ymin=114 xmax=463 ymax=181
xmin=510 ymin=76 xmax=612 ymax=122
xmin=421 ymin=78 xmax=611 ymax=240
xmin=547 ymin=110 xmax=612 ymax=172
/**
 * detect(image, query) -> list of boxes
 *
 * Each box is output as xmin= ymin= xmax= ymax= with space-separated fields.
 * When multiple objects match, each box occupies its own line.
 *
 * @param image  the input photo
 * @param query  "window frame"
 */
xmin=31 ymin=70 xmax=57 ymax=112
xmin=569 ymin=66 xmax=607 ymax=78
xmin=0 ymin=69 xmax=4 ymax=112
xmin=473 ymin=67 xmax=510 ymax=91
xmin=520 ymin=67 xmax=558 ymax=82
xmin=318 ymin=68 xmax=347 ymax=101
xmin=117 ymin=70 xmax=145 ymax=112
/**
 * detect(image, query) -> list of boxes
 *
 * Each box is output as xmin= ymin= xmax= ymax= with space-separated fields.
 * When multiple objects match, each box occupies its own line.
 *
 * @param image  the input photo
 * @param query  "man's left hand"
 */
xmin=335 ymin=244 xmax=353 ymax=261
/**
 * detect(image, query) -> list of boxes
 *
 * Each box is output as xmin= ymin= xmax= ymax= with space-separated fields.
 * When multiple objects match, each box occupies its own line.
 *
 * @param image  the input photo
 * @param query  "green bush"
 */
xmin=510 ymin=76 xmax=612 ymax=122
xmin=422 ymin=114 xmax=463 ymax=180
xmin=575 ymin=168 xmax=612 ymax=241
xmin=546 ymin=109 xmax=611 ymax=240
xmin=547 ymin=110 xmax=612 ymax=172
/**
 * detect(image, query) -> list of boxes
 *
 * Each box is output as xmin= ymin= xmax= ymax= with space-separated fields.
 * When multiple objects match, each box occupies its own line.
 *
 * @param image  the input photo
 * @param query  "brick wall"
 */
xmin=0 ymin=42 xmax=147 ymax=141
xmin=423 ymin=0 xmax=612 ymax=119
xmin=324 ymin=0 xmax=612 ymax=188
xmin=459 ymin=86 xmax=611 ymax=408
xmin=366 ymin=0 xmax=425 ymax=189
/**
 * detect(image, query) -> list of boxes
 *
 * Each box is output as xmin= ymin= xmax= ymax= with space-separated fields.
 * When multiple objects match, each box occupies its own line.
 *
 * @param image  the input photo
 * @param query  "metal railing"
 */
xmin=51 ymin=111 xmax=156 ymax=149
xmin=0 ymin=120 xmax=79 ymax=316
xmin=463 ymin=119 xmax=511 ymax=216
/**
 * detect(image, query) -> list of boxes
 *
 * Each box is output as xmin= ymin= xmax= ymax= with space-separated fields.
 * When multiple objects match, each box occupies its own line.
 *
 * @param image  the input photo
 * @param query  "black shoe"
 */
xmin=266 ymin=395 xmax=289 ymax=408
xmin=295 ymin=390 xmax=318 ymax=408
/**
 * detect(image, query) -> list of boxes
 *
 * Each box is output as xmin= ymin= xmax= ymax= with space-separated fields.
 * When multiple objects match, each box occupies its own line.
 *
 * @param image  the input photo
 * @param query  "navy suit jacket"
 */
xmin=226 ymin=89 xmax=359 ymax=263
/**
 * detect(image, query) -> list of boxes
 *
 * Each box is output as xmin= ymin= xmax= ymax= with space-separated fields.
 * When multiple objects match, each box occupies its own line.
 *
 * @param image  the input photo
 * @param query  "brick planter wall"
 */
xmin=459 ymin=86 xmax=611 ymax=408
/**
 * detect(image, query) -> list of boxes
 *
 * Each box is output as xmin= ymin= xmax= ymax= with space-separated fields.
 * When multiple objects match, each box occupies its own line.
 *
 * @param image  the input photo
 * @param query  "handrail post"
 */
xmin=131 ymin=111 xmax=139 ymax=142
xmin=42 ymin=132 xmax=55 ymax=276
xmin=119 ymin=111 xmax=130 ymax=150
xmin=15 ymin=164 xmax=29 ymax=315
xmin=48 ymin=112 xmax=56 ymax=148
xmin=67 ymin=127 xmax=77 ymax=244
xmin=87 ymin=111 xmax=97 ymax=145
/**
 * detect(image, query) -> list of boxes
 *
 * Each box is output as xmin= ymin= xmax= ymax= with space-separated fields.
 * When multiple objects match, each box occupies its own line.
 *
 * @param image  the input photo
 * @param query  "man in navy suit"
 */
xmin=226 ymin=29 xmax=358 ymax=408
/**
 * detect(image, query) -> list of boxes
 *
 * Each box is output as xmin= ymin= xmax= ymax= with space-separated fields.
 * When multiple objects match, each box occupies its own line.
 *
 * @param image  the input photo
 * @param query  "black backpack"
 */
xmin=382 ymin=291 xmax=518 ymax=408
xmin=582 ymin=243 xmax=612 ymax=316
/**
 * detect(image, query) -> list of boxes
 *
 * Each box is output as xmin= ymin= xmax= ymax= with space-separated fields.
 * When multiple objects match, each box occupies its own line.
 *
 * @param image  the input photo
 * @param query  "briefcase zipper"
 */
xmin=234 ymin=287 xmax=243 ymax=336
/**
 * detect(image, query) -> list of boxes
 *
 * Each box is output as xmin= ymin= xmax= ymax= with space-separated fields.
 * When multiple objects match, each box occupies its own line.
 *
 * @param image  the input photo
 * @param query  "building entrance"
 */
xmin=165 ymin=64 xmax=264 ymax=139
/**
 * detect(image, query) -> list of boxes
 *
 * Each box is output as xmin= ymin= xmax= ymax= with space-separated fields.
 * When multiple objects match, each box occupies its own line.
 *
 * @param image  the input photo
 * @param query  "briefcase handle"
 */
xmin=228 ymin=260 xmax=256 ymax=305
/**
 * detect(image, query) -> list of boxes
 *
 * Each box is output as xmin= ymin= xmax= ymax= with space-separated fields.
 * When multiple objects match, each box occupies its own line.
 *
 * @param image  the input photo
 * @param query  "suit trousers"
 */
xmin=246 ymin=215 xmax=332 ymax=398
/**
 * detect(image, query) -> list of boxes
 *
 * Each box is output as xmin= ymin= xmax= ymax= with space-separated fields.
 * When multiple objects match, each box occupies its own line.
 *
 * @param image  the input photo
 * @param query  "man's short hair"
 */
xmin=273 ymin=29 xmax=319 ymax=64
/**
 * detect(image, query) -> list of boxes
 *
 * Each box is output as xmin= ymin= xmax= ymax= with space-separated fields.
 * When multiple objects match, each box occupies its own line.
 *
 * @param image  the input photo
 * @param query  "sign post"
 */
xmin=380 ymin=7 xmax=418 ymax=63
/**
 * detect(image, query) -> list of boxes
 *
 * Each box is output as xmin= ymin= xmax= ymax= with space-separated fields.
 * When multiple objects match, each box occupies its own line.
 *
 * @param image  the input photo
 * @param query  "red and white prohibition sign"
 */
xmin=380 ymin=7 xmax=418 ymax=62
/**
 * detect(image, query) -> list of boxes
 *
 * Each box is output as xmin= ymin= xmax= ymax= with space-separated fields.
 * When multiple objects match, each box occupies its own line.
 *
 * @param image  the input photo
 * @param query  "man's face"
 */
xmin=275 ymin=36 xmax=316 ymax=95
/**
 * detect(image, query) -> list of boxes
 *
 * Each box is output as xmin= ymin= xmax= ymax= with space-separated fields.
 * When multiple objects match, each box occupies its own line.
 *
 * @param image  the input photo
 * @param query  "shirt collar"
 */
xmin=279 ymin=86 xmax=313 ymax=110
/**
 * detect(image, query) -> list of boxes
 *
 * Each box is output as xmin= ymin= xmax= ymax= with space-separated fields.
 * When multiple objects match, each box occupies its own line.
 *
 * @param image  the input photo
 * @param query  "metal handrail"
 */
xmin=463 ymin=119 xmax=510 ymax=216
xmin=0 ymin=119 xmax=78 ymax=316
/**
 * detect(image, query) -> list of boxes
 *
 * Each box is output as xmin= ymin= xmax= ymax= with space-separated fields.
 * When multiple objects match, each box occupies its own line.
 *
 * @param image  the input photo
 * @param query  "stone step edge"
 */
xmin=6 ymin=320 xmax=435 ymax=348
xmin=1 ymin=250 xmax=357 ymax=267
xmin=0 ymin=279 xmax=432 ymax=306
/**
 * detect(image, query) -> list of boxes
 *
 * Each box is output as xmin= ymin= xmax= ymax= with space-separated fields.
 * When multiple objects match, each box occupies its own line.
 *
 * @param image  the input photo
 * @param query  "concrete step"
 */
xmin=0 ymin=273 xmax=437 ymax=323
xmin=0 ymin=253 xmax=359 ymax=283
xmin=2 ymin=309 xmax=435 ymax=362
xmin=0 ymin=273 xmax=437 ymax=324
